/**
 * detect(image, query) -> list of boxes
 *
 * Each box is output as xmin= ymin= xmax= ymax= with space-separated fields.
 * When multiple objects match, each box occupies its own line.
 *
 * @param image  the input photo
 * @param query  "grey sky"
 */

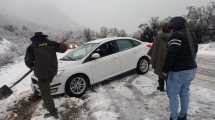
xmin=0 ymin=0 xmax=211 ymax=32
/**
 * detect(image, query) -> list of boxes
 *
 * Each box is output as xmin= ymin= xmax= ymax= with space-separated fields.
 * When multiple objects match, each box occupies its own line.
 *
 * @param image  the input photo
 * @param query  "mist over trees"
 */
xmin=62 ymin=27 xmax=128 ymax=44
xmin=135 ymin=2 xmax=215 ymax=43
xmin=186 ymin=2 xmax=215 ymax=43
xmin=55 ymin=2 xmax=215 ymax=44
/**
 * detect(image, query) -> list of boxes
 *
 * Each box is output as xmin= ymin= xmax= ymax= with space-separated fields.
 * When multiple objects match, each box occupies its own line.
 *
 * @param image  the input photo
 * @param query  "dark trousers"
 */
xmin=158 ymin=76 xmax=166 ymax=89
xmin=38 ymin=77 xmax=57 ymax=114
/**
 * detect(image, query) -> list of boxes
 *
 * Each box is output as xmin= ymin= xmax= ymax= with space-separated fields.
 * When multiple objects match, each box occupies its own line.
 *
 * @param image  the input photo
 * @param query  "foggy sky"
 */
xmin=0 ymin=0 xmax=211 ymax=32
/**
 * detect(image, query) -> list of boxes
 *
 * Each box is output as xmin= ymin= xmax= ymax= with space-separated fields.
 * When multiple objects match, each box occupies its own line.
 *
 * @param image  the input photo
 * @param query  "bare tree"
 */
xmin=108 ymin=28 xmax=120 ymax=37
xmin=83 ymin=28 xmax=94 ymax=42
xmin=149 ymin=17 xmax=160 ymax=33
xmin=186 ymin=2 xmax=215 ymax=42
xmin=98 ymin=26 xmax=108 ymax=38
xmin=138 ymin=23 xmax=148 ymax=32
xmin=118 ymin=29 xmax=127 ymax=37
xmin=61 ymin=31 xmax=73 ymax=43
xmin=132 ymin=30 xmax=142 ymax=40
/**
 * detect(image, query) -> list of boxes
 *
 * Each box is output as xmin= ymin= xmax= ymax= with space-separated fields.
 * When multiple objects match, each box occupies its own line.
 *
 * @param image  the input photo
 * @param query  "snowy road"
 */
xmin=0 ymin=54 xmax=215 ymax=120
xmin=87 ymin=54 xmax=215 ymax=120
xmin=197 ymin=55 xmax=215 ymax=78
xmin=195 ymin=55 xmax=215 ymax=90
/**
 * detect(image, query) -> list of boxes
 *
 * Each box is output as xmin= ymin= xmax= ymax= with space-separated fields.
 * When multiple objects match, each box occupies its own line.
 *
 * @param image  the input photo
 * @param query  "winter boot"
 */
xmin=157 ymin=77 xmax=165 ymax=92
xmin=177 ymin=114 xmax=187 ymax=120
xmin=157 ymin=86 xmax=165 ymax=92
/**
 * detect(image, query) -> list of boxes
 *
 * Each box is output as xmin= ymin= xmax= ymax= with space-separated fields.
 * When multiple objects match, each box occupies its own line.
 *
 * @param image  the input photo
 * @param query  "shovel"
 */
xmin=0 ymin=69 xmax=33 ymax=100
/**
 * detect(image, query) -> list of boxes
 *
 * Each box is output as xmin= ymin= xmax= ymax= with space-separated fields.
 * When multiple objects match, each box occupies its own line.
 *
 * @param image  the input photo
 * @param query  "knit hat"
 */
xmin=169 ymin=16 xmax=187 ymax=31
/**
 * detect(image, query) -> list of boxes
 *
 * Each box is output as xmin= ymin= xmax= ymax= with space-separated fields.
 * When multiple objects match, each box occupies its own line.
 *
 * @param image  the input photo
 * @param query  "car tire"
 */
xmin=65 ymin=74 xmax=89 ymax=97
xmin=136 ymin=57 xmax=150 ymax=74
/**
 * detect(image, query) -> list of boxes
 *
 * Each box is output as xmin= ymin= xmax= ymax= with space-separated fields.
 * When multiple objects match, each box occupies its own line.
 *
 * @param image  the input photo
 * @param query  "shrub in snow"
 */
xmin=2 ymin=25 xmax=18 ymax=33
xmin=0 ymin=38 xmax=22 ymax=66
xmin=0 ymin=54 xmax=14 ymax=66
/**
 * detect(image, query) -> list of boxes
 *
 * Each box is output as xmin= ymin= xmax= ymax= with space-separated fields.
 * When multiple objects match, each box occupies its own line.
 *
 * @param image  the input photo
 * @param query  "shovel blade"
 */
xmin=0 ymin=85 xmax=13 ymax=100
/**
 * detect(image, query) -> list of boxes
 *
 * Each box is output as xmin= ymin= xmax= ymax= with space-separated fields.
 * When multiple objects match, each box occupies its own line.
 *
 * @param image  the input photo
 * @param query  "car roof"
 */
xmin=87 ymin=37 xmax=138 ymax=44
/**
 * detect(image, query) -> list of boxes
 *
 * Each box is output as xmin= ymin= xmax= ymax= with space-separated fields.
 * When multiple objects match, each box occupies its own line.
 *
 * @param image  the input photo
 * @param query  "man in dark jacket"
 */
xmin=25 ymin=32 xmax=67 ymax=118
xmin=141 ymin=27 xmax=154 ymax=43
xmin=151 ymin=22 xmax=171 ymax=92
xmin=163 ymin=17 xmax=198 ymax=120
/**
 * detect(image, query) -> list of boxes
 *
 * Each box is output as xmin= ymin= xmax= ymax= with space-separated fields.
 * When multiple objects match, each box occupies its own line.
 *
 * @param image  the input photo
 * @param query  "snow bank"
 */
xmin=0 ymin=57 xmax=31 ymax=93
xmin=0 ymin=57 xmax=32 ymax=119
xmin=0 ymin=38 xmax=23 ymax=66
xmin=0 ymin=38 xmax=13 ymax=54
xmin=198 ymin=42 xmax=215 ymax=56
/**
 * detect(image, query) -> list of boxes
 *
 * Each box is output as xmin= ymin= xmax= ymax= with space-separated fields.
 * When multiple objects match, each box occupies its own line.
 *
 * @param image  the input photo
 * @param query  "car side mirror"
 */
xmin=91 ymin=53 xmax=101 ymax=59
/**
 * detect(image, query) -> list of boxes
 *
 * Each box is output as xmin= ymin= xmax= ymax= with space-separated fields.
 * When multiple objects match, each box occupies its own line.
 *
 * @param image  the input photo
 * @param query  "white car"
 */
xmin=31 ymin=37 xmax=151 ymax=97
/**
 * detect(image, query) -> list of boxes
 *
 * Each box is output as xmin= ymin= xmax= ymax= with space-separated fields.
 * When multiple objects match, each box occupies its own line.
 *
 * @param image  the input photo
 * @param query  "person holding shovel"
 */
xmin=24 ymin=32 xmax=68 ymax=118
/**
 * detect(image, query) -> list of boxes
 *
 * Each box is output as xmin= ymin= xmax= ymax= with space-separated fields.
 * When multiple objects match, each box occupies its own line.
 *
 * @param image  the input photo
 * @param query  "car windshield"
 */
xmin=61 ymin=43 xmax=99 ymax=61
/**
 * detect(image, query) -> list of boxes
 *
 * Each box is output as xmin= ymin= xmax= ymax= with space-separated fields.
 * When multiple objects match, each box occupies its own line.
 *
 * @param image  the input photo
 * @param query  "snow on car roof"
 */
xmin=87 ymin=37 xmax=137 ymax=44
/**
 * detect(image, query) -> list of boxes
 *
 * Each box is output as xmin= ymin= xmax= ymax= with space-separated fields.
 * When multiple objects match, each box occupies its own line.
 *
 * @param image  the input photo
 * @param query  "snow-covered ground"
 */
xmin=86 ymin=71 xmax=215 ymax=120
xmin=0 ymin=38 xmax=26 ymax=66
xmin=0 ymin=38 xmax=13 ymax=54
xmin=0 ymin=43 xmax=215 ymax=120
xmin=198 ymin=42 xmax=215 ymax=56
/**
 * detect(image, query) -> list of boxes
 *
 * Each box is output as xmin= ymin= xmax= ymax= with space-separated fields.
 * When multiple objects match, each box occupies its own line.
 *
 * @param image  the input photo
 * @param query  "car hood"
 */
xmin=58 ymin=60 xmax=81 ymax=71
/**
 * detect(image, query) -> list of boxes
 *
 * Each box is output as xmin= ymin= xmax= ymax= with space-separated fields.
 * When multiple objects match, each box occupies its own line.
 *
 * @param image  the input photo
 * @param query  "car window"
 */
xmin=95 ymin=41 xmax=117 ymax=57
xmin=131 ymin=40 xmax=141 ymax=46
xmin=116 ymin=39 xmax=134 ymax=51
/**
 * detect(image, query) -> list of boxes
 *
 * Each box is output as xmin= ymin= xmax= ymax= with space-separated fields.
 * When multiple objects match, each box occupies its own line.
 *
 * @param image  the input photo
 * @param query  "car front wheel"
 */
xmin=136 ymin=57 xmax=149 ymax=74
xmin=65 ymin=74 xmax=89 ymax=97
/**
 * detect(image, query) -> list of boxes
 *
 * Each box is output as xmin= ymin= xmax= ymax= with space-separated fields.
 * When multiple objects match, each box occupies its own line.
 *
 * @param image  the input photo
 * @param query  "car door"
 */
xmin=115 ymin=39 xmax=141 ymax=72
xmin=85 ymin=41 xmax=121 ymax=83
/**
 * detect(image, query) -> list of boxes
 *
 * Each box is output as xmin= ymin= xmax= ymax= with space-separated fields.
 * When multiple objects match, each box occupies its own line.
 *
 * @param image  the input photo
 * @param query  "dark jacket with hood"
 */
xmin=152 ymin=31 xmax=171 ymax=76
xmin=25 ymin=34 xmax=67 ymax=79
xmin=163 ymin=17 xmax=198 ymax=73
xmin=141 ymin=27 xmax=154 ymax=43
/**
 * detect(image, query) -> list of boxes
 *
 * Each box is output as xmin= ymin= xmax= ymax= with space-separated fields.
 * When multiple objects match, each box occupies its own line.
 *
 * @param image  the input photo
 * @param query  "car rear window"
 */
xmin=116 ymin=39 xmax=135 ymax=51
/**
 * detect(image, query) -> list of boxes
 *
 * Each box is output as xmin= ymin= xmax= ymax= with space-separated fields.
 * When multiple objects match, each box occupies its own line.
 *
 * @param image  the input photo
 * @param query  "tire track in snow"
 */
xmin=103 ymin=74 xmax=169 ymax=120
xmin=104 ymin=75 xmax=146 ymax=120
xmin=125 ymin=74 xmax=169 ymax=120
xmin=124 ymin=74 xmax=145 ymax=103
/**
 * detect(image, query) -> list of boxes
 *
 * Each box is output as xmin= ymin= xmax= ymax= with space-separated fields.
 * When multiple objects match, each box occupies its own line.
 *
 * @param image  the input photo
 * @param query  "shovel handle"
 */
xmin=10 ymin=69 xmax=33 ymax=88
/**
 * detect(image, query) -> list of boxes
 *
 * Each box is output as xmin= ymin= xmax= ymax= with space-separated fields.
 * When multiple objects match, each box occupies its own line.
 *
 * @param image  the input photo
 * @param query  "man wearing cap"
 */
xmin=163 ymin=17 xmax=198 ymax=120
xmin=25 ymin=32 xmax=67 ymax=118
